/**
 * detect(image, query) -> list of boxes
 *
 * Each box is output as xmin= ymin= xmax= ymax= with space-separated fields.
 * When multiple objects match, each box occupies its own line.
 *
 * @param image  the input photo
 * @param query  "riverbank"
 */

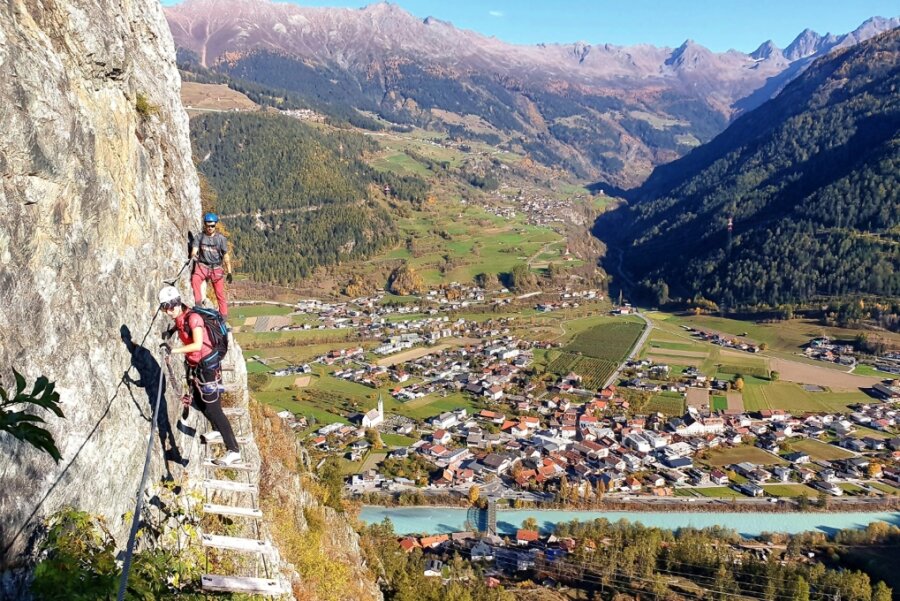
xmin=358 ymin=505 xmax=900 ymax=536
xmin=351 ymin=492 xmax=900 ymax=514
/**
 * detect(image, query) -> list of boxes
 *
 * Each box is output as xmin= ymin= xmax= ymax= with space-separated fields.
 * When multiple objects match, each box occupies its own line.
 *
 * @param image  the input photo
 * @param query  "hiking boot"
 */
xmin=215 ymin=451 xmax=242 ymax=467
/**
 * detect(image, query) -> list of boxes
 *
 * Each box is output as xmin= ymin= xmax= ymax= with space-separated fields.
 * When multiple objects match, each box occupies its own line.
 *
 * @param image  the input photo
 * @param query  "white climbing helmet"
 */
xmin=158 ymin=285 xmax=181 ymax=308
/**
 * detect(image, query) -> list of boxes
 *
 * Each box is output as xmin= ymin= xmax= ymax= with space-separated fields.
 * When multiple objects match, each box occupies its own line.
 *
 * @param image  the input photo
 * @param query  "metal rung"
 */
xmin=200 ymin=479 xmax=258 ymax=493
xmin=201 ymin=574 xmax=285 ymax=595
xmin=202 ymin=503 xmax=263 ymax=519
xmin=201 ymin=532 xmax=273 ymax=554
xmin=202 ymin=459 xmax=256 ymax=472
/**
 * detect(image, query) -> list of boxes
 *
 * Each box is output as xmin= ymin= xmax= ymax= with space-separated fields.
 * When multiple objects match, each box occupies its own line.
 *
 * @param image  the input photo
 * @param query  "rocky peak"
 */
xmin=784 ymin=28 xmax=824 ymax=60
xmin=665 ymin=39 xmax=714 ymax=70
xmin=845 ymin=16 xmax=900 ymax=44
xmin=750 ymin=40 xmax=782 ymax=61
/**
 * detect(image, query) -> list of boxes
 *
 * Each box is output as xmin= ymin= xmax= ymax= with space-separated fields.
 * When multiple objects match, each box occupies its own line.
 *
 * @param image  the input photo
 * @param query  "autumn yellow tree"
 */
xmin=468 ymin=485 xmax=480 ymax=506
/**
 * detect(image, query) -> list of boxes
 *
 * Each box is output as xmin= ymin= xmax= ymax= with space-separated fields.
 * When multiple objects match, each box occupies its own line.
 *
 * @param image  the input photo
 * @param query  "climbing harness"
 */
xmin=189 ymin=364 xmax=225 ymax=405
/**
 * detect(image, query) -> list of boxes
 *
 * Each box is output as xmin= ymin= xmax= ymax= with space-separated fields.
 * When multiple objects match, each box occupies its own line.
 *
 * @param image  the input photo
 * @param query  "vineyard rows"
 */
xmin=547 ymin=352 xmax=617 ymax=389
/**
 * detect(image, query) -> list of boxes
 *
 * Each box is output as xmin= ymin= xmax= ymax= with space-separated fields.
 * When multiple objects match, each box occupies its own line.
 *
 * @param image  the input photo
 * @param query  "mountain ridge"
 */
xmin=165 ymin=0 xmax=899 ymax=185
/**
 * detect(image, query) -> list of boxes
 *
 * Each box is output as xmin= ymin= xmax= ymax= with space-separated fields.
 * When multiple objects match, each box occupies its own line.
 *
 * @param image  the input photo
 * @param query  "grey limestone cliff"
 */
xmin=0 ymin=2 xmax=383 ymax=600
xmin=0 ymin=0 xmax=199 ymax=578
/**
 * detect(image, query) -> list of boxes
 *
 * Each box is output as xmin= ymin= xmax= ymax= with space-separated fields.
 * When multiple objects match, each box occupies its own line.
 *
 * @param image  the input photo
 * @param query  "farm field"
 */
xmin=768 ymin=358 xmax=881 ymax=391
xmin=711 ymin=395 xmax=728 ymax=412
xmin=645 ymin=340 xmax=703 ymax=353
xmin=692 ymin=486 xmax=739 ymax=498
xmin=396 ymin=392 xmax=477 ymax=420
xmin=547 ymin=352 xmax=617 ymax=389
xmin=725 ymin=392 xmax=744 ymax=414
xmin=181 ymin=82 xmax=259 ymax=112
xmin=790 ymin=438 xmax=855 ymax=461
xmin=229 ymin=304 xmax=294 ymax=319
xmin=838 ymin=483 xmax=867 ymax=495
xmin=243 ymin=341 xmax=375 ymax=366
xmin=337 ymin=455 xmax=368 ymax=476
xmin=647 ymin=354 xmax=703 ymax=367
xmin=237 ymin=328 xmax=357 ymax=350
xmin=645 ymin=347 xmax=708 ymax=358
xmin=762 ymin=484 xmax=819 ymax=497
xmin=715 ymin=354 xmax=771 ymax=379
xmin=701 ymin=445 xmax=787 ymax=467
xmin=741 ymin=380 xmax=869 ymax=413
xmin=849 ymin=425 xmax=892 ymax=440
xmin=650 ymin=312 xmax=900 ymax=372
xmin=852 ymin=364 xmax=898 ymax=378
xmin=646 ymin=392 xmax=686 ymax=415
xmin=243 ymin=344 xmax=484 ymax=427
xmin=380 ymin=433 xmax=418 ymax=448
xmin=255 ymin=394 xmax=349 ymax=426
xmin=869 ymin=482 xmax=900 ymax=495
xmin=376 ymin=343 xmax=453 ymax=367
xmin=565 ymin=320 xmax=645 ymax=362
xmin=359 ymin=452 xmax=388 ymax=474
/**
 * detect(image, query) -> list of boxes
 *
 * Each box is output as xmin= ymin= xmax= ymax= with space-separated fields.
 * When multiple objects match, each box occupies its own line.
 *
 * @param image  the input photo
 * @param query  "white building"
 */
xmin=362 ymin=395 xmax=384 ymax=429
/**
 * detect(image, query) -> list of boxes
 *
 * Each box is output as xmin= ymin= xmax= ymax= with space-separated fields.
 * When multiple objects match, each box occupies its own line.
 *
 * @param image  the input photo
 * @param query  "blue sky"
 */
xmin=167 ymin=0 xmax=898 ymax=53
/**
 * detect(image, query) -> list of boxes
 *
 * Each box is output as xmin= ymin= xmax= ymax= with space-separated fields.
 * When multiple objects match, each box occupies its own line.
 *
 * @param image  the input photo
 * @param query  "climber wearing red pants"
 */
xmin=190 ymin=213 xmax=233 ymax=318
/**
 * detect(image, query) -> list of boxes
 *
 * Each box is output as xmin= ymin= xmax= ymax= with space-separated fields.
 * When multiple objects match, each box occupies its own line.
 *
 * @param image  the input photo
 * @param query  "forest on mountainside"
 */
xmin=191 ymin=112 xmax=428 ymax=283
xmin=600 ymin=28 xmax=900 ymax=308
xmin=178 ymin=49 xmax=385 ymax=130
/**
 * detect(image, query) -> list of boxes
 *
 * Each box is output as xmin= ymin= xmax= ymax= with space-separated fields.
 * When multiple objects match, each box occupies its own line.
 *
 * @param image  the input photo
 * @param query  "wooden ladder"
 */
xmin=191 ymin=353 xmax=287 ymax=597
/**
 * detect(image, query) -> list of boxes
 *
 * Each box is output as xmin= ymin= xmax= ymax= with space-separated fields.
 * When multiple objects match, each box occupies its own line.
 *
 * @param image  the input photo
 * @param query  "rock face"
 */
xmin=0 ymin=3 xmax=383 ymax=600
xmin=0 ymin=0 xmax=199 ymax=578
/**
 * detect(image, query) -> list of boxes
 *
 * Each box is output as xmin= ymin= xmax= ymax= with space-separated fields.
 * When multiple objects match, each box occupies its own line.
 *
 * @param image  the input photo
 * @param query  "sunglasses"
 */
xmin=205 ymin=223 xmax=217 ymax=228
xmin=159 ymin=300 xmax=179 ymax=311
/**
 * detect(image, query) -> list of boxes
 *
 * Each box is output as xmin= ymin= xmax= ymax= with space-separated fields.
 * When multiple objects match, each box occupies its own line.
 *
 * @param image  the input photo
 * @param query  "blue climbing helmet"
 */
xmin=203 ymin=212 xmax=219 ymax=224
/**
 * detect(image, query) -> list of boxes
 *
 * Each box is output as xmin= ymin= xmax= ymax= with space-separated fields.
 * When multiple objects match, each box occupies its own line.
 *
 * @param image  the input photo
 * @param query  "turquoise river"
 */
xmin=359 ymin=506 xmax=900 ymax=537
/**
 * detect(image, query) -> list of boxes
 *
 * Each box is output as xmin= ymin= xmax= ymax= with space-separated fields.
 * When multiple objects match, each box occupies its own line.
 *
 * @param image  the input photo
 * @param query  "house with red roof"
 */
xmin=516 ymin=529 xmax=540 ymax=545
xmin=420 ymin=534 xmax=449 ymax=549
xmin=399 ymin=537 xmax=421 ymax=553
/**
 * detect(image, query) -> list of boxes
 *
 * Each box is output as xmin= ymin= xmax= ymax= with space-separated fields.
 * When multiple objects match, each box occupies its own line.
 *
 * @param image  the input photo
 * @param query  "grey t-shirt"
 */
xmin=193 ymin=232 xmax=228 ymax=266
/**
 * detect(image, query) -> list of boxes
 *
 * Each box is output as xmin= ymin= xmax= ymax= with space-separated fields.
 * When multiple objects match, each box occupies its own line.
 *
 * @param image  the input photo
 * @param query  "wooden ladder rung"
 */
xmin=202 ymin=433 xmax=252 ymax=445
xmin=202 ymin=503 xmax=263 ymax=519
xmin=201 ymin=532 xmax=273 ymax=554
xmin=201 ymin=459 xmax=256 ymax=472
xmin=200 ymin=479 xmax=258 ymax=494
xmin=201 ymin=574 xmax=284 ymax=595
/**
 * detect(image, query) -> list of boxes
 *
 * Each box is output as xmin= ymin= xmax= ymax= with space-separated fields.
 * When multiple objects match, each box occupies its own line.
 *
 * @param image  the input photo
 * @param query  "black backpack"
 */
xmin=187 ymin=307 xmax=229 ymax=368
